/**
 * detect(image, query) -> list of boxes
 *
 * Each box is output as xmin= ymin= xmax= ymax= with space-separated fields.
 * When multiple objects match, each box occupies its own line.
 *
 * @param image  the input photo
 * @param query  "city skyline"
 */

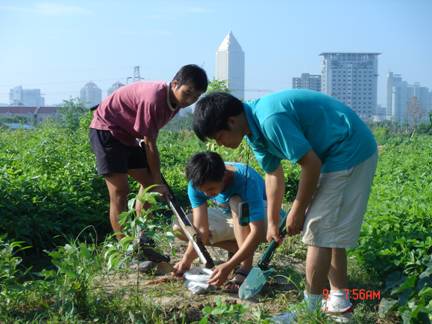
xmin=1 ymin=0 xmax=431 ymax=105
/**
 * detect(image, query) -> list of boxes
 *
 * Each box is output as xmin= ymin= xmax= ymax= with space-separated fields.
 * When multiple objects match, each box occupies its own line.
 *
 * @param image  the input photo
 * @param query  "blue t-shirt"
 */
xmin=244 ymin=89 xmax=377 ymax=173
xmin=187 ymin=162 xmax=266 ymax=222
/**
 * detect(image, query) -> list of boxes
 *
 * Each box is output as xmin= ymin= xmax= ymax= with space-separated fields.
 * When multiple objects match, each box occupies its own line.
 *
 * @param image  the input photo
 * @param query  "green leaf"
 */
xmin=127 ymin=198 xmax=136 ymax=211
xmin=399 ymin=288 xmax=414 ymax=306
xmin=418 ymin=287 xmax=432 ymax=299
xmin=392 ymin=275 xmax=417 ymax=295
xmin=378 ymin=298 xmax=398 ymax=317
xmin=417 ymin=265 xmax=432 ymax=291
xmin=384 ymin=271 xmax=405 ymax=292
xmin=202 ymin=306 xmax=212 ymax=315
xmin=198 ymin=318 xmax=209 ymax=324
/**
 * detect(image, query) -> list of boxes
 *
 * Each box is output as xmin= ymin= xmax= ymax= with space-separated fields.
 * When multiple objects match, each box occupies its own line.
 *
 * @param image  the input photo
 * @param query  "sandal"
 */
xmin=223 ymin=268 xmax=250 ymax=294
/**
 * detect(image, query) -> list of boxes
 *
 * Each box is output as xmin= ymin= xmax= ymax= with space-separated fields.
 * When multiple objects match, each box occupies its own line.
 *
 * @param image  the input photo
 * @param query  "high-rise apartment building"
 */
xmin=320 ymin=52 xmax=380 ymax=120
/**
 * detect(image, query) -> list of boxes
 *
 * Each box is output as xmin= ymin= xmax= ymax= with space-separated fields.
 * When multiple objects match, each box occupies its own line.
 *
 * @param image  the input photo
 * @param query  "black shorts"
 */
xmin=89 ymin=128 xmax=148 ymax=175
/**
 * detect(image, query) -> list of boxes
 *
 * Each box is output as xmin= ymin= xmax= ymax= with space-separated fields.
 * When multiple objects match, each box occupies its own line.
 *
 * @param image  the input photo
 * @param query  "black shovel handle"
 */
xmin=257 ymin=210 xmax=289 ymax=270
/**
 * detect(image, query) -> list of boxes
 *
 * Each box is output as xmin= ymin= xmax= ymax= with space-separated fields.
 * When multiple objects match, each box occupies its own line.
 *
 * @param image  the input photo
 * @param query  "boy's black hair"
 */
xmin=186 ymin=151 xmax=226 ymax=188
xmin=193 ymin=92 xmax=243 ymax=141
xmin=172 ymin=64 xmax=208 ymax=92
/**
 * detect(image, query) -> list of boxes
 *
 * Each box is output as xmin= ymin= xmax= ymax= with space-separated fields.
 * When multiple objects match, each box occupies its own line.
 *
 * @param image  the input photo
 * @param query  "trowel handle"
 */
xmin=257 ymin=210 xmax=289 ymax=270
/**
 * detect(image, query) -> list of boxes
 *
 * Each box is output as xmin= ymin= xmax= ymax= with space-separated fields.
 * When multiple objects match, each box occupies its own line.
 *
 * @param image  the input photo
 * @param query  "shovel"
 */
xmin=239 ymin=211 xmax=288 ymax=300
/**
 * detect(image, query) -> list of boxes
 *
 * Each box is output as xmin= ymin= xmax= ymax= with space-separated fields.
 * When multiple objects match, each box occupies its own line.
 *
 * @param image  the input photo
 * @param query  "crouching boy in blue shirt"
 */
xmin=173 ymin=151 xmax=279 ymax=291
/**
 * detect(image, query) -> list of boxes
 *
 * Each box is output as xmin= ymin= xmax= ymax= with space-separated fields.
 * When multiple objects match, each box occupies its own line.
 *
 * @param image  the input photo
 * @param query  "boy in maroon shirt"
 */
xmin=89 ymin=64 xmax=208 ymax=239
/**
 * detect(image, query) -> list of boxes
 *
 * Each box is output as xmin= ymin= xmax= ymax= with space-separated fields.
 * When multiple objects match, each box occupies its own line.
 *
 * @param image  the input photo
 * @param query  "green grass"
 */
xmin=1 ymin=115 xmax=431 ymax=322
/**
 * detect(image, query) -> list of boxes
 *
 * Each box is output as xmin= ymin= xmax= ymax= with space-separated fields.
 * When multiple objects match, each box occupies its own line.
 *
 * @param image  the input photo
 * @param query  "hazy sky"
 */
xmin=0 ymin=0 xmax=431 ymax=105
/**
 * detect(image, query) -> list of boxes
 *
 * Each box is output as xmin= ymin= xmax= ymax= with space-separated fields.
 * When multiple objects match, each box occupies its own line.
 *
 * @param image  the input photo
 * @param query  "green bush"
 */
xmin=353 ymin=135 xmax=432 ymax=321
xmin=0 ymin=107 xmax=300 ymax=255
xmin=0 ymin=116 xmax=109 ymax=253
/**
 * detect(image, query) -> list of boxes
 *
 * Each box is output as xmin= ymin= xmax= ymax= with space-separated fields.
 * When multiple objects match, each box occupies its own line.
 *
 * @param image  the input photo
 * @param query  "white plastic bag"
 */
xmin=184 ymin=267 xmax=214 ymax=294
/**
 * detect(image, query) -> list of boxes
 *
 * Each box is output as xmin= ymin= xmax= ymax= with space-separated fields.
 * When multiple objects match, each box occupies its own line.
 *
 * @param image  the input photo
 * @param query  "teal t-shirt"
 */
xmin=244 ymin=89 xmax=377 ymax=173
xmin=187 ymin=162 xmax=266 ymax=222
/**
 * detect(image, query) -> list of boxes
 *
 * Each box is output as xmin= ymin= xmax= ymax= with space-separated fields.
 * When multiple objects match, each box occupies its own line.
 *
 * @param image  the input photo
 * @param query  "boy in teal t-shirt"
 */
xmin=193 ymin=89 xmax=377 ymax=319
xmin=173 ymin=152 xmax=277 ymax=291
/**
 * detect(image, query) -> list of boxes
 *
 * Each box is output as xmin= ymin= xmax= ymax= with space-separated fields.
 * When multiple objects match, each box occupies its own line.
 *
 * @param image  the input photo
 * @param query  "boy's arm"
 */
xmin=141 ymin=135 xmax=161 ymax=182
xmin=265 ymin=164 xmax=285 ymax=242
xmin=191 ymin=203 xmax=210 ymax=244
xmin=226 ymin=220 xmax=264 ymax=268
xmin=286 ymin=149 xmax=321 ymax=235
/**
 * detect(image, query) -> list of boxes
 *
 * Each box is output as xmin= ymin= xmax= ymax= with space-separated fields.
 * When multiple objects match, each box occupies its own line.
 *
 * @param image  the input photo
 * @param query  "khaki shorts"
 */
xmin=173 ymin=208 xmax=235 ymax=244
xmin=173 ymin=206 xmax=269 ymax=244
xmin=302 ymin=152 xmax=378 ymax=248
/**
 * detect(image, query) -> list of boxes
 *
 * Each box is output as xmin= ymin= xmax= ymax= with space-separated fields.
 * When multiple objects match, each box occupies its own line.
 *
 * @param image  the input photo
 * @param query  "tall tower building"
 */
xmin=80 ymin=82 xmax=102 ymax=108
xmin=292 ymin=73 xmax=321 ymax=92
xmin=387 ymin=72 xmax=403 ymax=118
xmin=391 ymin=78 xmax=409 ymax=123
xmin=320 ymin=52 xmax=380 ymax=120
xmin=215 ymin=32 xmax=245 ymax=100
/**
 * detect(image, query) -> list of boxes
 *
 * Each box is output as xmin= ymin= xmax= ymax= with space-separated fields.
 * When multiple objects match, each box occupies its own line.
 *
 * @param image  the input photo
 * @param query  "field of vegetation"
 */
xmin=0 ymin=105 xmax=431 ymax=323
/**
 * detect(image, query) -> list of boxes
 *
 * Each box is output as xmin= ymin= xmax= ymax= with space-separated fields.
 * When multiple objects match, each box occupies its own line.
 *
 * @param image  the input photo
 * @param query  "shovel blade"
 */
xmin=239 ymin=266 xmax=274 ymax=300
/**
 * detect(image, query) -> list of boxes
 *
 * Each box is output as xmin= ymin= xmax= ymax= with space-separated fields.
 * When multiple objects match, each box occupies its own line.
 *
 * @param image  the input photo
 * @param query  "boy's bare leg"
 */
xmin=173 ymin=225 xmax=238 ymax=253
xmin=306 ymin=245 xmax=332 ymax=295
xmin=213 ymin=240 xmax=238 ymax=253
xmin=129 ymin=168 xmax=155 ymax=216
xmin=328 ymin=248 xmax=348 ymax=290
xmin=104 ymin=173 xmax=130 ymax=240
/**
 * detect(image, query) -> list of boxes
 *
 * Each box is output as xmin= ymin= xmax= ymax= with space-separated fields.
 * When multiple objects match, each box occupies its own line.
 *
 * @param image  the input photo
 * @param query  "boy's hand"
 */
xmin=266 ymin=222 xmax=282 ymax=244
xmin=286 ymin=209 xmax=305 ymax=236
xmin=153 ymin=184 xmax=170 ymax=200
xmin=208 ymin=262 xmax=233 ymax=286
xmin=172 ymin=259 xmax=192 ymax=277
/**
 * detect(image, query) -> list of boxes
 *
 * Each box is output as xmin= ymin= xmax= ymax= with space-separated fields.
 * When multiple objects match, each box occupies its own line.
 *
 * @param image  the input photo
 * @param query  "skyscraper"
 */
xmin=320 ymin=52 xmax=380 ymax=120
xmin=387 ymin=72 xmax=432 ymax=124
xmin=292 ymin=73 xmax=321 ymax=92
xmin=80 ymin=82 xmax=102 ymax=108
xmin=215 ymin=32 xmax=245 ymax=100
xmin=409 ymin=83 xmax=431 ymax=117
xmin=386 ymin=72 xmax=403 ymax=118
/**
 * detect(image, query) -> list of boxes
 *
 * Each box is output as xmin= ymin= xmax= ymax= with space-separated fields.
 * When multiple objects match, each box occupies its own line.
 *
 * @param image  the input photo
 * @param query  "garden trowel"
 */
xmin=238 ymin=211 xmax=288 ymax=300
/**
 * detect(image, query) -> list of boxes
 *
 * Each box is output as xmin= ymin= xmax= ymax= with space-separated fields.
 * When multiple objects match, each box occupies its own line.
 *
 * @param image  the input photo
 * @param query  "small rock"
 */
xmin=130 ymin=260 xmax=157 ymax=273
xmin=155 ymin=261 xmax=174 ymax=275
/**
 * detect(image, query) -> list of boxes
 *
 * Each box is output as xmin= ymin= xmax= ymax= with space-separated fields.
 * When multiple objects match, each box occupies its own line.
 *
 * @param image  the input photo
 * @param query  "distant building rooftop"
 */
xmin=0 ymin=106 xmax=60 ymax=114
xmin=319 ymin=52 xmax=381 ymax=56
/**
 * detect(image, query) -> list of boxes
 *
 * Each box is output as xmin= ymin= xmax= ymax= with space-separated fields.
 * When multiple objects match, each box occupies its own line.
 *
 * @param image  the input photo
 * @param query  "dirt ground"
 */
xmin=95 ymin=239 xmax=307 ymax=321
xmin=94 ymin=239 xmax=393 ymax=323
